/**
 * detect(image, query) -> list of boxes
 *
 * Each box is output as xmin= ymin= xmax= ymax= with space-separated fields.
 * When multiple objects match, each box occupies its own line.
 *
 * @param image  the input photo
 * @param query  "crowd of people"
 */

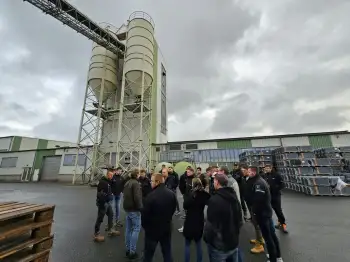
xmin=93 ymin=162 xmax=292 ymax=262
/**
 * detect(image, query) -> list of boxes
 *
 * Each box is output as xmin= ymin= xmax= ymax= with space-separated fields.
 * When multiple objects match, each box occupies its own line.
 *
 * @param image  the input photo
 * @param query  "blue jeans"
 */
xmin=185 ymin=239 xmax=202 ymax=262
xmin=207 ymin=244 xmax=239 ymax=262
xmin=237 ymin=248 xmax=243 ymax=262
xmin=125 ymin=212 xmax=141 ymax=254
xmin=114 ymin=194 xmax=121 ymax=221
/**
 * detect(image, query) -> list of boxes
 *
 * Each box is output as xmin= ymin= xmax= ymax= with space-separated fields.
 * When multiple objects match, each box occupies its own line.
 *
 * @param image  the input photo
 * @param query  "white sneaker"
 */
xmin=277 ymin=258 xmax=283 ymax=262
xmin=178 ymin=226 xmax=183 ymax=233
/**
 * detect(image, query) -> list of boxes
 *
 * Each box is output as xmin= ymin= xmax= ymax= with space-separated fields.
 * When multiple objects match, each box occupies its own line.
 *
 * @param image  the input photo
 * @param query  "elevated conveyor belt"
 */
xmin=23 ymin=0 xmax=125 ymax=56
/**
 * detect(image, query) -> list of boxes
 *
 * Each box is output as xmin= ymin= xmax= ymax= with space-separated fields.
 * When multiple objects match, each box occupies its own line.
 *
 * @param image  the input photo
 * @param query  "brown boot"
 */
xmin=250 ymin=243 xmax=265 ymax=254
xmin=107 ymin=229 xmax=120 ymax=237
xmin=94 ymin=234 xmax=105 ymax=242
xmin=250 ymin=238 xmax=265 ymax=245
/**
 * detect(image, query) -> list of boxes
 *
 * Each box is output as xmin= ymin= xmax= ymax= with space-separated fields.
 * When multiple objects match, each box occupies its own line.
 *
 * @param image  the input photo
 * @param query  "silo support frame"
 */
xmin=115 ymin=73 xmax=153 ymax=172
xmin=73 ymin=80 xmax=117 ymax=184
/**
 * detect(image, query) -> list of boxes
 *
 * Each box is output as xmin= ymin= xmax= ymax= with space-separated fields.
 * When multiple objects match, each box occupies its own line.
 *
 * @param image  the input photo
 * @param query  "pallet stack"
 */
xmin=239 ymin=149 xmax=273 ymax=172
xmin=274 ymin=146 xmax=350 ymax=196
xmin=0 ymin=202 xmax=55 ymax=262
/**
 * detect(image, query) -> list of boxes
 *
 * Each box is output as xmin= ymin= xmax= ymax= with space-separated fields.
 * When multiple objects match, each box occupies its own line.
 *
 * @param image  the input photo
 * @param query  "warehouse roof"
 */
xmin=153 ymin=130 xmax=350 ymax=145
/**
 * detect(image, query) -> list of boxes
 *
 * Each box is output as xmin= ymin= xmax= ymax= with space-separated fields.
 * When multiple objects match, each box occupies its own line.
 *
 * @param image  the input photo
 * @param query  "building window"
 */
xmin=63 ymin=154 xmax=86 ymax=166
xmin=185 ymin=144 xmax=198 ymax=150
xmin=169 ymin=144 xmax=181 ymax=151
xmin=160 ymin=64 xmax=167 ymax=135
xmin=156 ymin=147 xmax=160 ymax=152
xmin=0 ymin=157 xmax=18 ymax=168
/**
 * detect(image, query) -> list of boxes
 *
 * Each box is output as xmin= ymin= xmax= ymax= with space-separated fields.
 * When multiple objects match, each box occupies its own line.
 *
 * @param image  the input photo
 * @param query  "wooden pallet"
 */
xmin=0 ymin=202 xmax=55 ymax=262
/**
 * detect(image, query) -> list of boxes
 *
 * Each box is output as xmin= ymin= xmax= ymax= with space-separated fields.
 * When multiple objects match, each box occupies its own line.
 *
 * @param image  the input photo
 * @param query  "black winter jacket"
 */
xmin=244 ymin=175 xmax=273 ymax=219
xmin=123 ymin=178 xmax=143 ymax=212
xmin=165 ymin=172 xmax=179 ymax=192
xmin=203 ymin=187 xmax=242 ymax=251
xmin=96 ymin=176 xmax=113 ymax=206
xmin=265 ymin=171 xmax=284 ymax=196
xmin=142 ymin=184 xmax=177 ymax=240
xmin=111 ymin=174 xmax=124 ymax=195
xmin=139 ymin=176 xmax=152 ymax=200
xmin=183 ymin=190 xmax=210 ymax=241
xmin=179 ymin=174 xmax=194 ymax=195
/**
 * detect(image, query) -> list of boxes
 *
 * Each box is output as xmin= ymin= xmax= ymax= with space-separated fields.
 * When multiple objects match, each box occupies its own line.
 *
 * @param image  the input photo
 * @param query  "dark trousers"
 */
xmin=94 ymin=203 xmax=113 ymax=234
xmin=256 ymin=216 xmax=281 ymax=262
xmin=143 ymin=233 xmax=173 ymax=262
xmin=271 ymin=195 xmax=286 ymax=224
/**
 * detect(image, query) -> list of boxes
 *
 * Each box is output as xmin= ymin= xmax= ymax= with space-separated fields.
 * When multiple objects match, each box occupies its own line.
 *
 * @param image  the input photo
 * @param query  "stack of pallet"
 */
xmin=239 ymin=149 xmax=273 ymax=171
xmin=274 ymin=146 xmax=350 ymax=196
xmin=0 ymin=202 xmax=55 ymax=262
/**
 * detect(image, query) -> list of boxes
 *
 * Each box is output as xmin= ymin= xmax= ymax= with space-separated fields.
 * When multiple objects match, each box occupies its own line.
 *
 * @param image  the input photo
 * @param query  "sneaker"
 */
xmin=277 ymin=258 xmax=284 ymax=262
xmin=274 ymin=222 xmax=281 ymax=229
xmin=175 ymin=211 xmax=181 ymax=216
xmin=115 ymin=220 xmax=123 ymax=228
xmin=128 ymin=252 xmax=139 ymax=260
xmin=125 ymin=251 xmax=130 ymax=257
xmin=178 ymin=226 xmax=183 ymax=233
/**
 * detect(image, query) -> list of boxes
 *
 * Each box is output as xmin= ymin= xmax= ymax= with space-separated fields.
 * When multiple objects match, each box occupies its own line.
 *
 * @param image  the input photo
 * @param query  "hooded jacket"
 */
xmin=96 ymin=176 xmax=113 ymax=206
xmin=203 ymin=187 xmax=243 ymax=251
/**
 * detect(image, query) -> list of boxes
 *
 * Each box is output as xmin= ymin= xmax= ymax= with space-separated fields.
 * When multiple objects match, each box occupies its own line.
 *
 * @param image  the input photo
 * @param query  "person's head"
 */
xmin=233 ymin=162 xmax=239 ymax=171
xmin=206 ymin=167 xmax=211 ymax=176
xmin=196 ymin=167 xmax=202 ymax=175
xmin=192 ymin=177 xmax=203 ymax=190
xmin=130 ymin=168 xmax=139 ymax=179
xmin=105 ymin=164 xmax=115 ymax=179
xmin=213 ymin=173 xmax=228 ymax=190
xmin=186 ymin=167 xmax=194 ymax=177
xmin=162 ymin=164 xmax=166 ymax=169
xmin=116 ymin=166 xmax=123 ymax=175
xmin=139 ymin=168 xmax=146 ymax=178
xmin=217 ymin=166 xmax=229 ymax=176
xmin=240 ymin=163 xmax=249 ymax=177
xmin=151 ymin=173 xmax=163 ymax=188
xmin=248 ymin=167 xmax=257 ymax=178
xmin=150 ymin=168 xmax=154 ymax=174
xmin=211 ymin=166 xmax=218 ymax=176
xmin=264 ymin=165 xmax=272 ymax=174
xmin=168 ymin=166 xmax=174 ymax=174
xmin=162 ymin=167 xmax=169 ymax=180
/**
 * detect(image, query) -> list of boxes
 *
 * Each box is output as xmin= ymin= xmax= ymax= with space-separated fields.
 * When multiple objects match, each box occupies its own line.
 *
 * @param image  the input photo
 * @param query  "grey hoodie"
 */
xmin=227 ymin=175 xmax=241 ymax=204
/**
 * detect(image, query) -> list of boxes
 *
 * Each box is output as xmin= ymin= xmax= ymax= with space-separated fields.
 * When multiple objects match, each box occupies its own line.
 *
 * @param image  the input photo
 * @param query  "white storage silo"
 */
xmin=87 ymin=24 xmax=119 ymax=103
xmin=124 ymin=11 xmax=155 ymax=96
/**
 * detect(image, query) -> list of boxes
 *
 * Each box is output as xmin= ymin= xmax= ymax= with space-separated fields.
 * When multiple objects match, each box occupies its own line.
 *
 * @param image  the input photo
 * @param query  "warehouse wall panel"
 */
xmin=217 ymin=140 xmax=252 ymax=149
xmin=331 ymin=134 xmax=350 ymax=147
xmin=251 ymin=138 xmax=281 ymax=147
xmin=281 ymin=136 xmax=310 ymax=146
xmin=11 ymin=136 xmax=22 ymax=151
xmin=47 ymin=140 xmax=75 ymax=148
xmin=20 ymin=137 xmax=39 ymax=151
xmin=0 ymin=151 xmax=36 ymax=180
xmin=308 ymin=135 xmax=333 ymax=149
xmin=0 ymin=137 xmax=12 ymax=151
xmin=197 ymin=142 xmax=217 ymax=150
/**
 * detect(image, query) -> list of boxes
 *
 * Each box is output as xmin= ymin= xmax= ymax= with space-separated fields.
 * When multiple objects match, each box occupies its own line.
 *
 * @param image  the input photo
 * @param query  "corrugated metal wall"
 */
xmin=281 ymin=136 xmax=310 ymax=146
xmin=330 ymin=134 xmax=350 ymax=147
xmin=308 ymin=135 xmax=333 ymax=149
xmin=251 ymin=138 xmax=281 ymax=147
xmin=217 ymin=140 xmax=252 ymax=149
xmin=198 ymin=142 xmax=217 ymax=149
xmin=0 ymin=137 xmax=12 ymax=151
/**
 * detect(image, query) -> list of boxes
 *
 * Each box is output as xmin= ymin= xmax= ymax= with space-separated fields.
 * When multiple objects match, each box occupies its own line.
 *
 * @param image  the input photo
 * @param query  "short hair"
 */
xmin=192 ymin=177 xmax=203 ymax=188
xmin=240 ymin=163 xmax=249 ymax=170
xmin=214 ymin=173 xmax=228 ymax=187
xmin=197 ymin=167 xmax=202 ymax=171
xmin=219 ymin=166 xmax=229 ymax=175
xmin=116 ymin=166 xmax=123 ymax=171
xmin=206 ymin=167 xmax=211 ymax=172
xmin=139 ymin=168 xmax=146 ymax=173
xmin=187 ymin=167 xmax=194 ymax=172
xmin=130 ymin=168 xmax=139 ymax=179
xmin=152 ymin=173 xmax=163 ymax=183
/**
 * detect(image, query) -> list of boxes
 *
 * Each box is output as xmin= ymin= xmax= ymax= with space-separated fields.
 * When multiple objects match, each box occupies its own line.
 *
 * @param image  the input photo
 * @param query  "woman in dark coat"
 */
xmin=183 ymin=177 xmax=210 ymax=262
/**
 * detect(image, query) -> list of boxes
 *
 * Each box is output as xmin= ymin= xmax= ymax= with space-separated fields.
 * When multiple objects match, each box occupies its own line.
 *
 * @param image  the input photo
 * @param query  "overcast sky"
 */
xmin=0 ymin=0 xmax=349 ymax=142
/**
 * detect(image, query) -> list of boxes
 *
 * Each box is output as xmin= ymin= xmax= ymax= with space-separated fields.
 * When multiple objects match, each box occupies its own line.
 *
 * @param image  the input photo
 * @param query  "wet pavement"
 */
xmin=0 ymin=183 xmax=349 ymax=262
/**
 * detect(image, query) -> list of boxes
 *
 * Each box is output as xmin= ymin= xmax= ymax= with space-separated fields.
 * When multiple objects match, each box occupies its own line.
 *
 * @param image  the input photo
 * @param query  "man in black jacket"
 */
xmin=232 ymin=163 xmax=248 ymax=220
xmin=203 ymin=173 xmax=242 ymax=261
xmin=139 ymin=168 xmax=152 ymax=204
xmin=165 ymin=166 xmax=181 ymax=215
xmin=94 ymin=166 xmax=120 ymax=242
xmin=142 ymin=173 xmax=177 ymax=262
xmin=245 ymin=167 xmax=283 ymax=262
xmin=110 ymin=166 xmax=124 ymax=227
xmin=264 ymin=165 xmax=288 ymax=233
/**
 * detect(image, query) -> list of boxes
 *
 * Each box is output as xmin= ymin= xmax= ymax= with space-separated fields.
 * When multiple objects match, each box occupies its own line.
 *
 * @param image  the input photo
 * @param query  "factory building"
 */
xmin=1 ymin=130 xmax=349 ymax=183
xmin=153 ymin=130 xmax=350 ymax=170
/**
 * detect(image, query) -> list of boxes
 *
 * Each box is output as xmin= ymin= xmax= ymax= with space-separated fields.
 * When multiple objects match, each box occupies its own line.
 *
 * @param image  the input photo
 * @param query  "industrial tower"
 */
xmin=22 ymin=1 xmax=168 ymax=185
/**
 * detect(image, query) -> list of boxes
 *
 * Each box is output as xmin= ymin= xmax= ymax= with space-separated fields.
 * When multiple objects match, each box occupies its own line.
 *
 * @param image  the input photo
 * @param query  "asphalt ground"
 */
xmin=0 ymin=183 xmax=349 ymax=262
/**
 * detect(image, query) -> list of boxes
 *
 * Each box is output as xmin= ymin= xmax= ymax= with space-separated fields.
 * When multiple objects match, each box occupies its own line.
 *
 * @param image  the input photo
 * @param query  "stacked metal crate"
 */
xmin=239 ymin=149 xmax=273 ymax=172
xmin=275 ymin=146 xmax=350 ymax=196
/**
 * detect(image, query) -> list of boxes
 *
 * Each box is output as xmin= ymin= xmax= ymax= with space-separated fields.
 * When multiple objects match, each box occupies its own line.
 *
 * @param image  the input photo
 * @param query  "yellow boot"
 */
xmin=250 ymin=243 xmax=265 ymax=254
xmin=250 ymin=238 xmax=265 ymax=245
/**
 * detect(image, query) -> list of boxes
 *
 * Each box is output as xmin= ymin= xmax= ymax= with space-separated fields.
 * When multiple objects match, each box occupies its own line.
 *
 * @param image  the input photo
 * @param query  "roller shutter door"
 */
xmin=40 ymin=156 xmax=62 ymax=181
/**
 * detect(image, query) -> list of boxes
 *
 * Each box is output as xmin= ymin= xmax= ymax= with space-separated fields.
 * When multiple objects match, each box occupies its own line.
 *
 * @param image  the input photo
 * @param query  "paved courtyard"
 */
xmin=0 ymin=182 xmax=349 ymax=262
